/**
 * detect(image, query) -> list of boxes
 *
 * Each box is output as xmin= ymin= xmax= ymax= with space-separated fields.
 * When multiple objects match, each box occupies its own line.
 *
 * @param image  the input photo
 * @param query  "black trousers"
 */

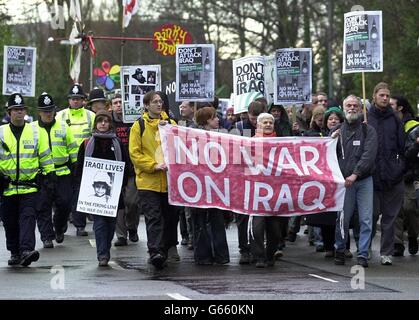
xmin=320 ymin=225 xmax=336 ymax=251
xmin=250 ymin=216 xmax=281 ymax=262
xmin=236 ymin=213 xmax=250 ymax=254
xmin=138 ymin=190 xmax=178 ymax=257
xmin=71 ymin=175 xmax=87 ymax=229
xmin=1 ymin=193 xmax=38 ymax=254
xmin=36 ymin=174 xmax=72 ymax=240
xmin=191 ymin=208 xmax=230 ymax=264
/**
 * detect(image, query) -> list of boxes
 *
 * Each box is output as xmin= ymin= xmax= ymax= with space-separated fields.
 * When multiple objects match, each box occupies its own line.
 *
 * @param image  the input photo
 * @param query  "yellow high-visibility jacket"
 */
xmin=0 ymin=122 xmax=55 ymax=196
xmin=56 ymin=107 xmax=95 ymax=147
xmin=129 ymin=111 xmax=176 ymax=192
xmin=35 ymin=119 xmax=79 ymax=176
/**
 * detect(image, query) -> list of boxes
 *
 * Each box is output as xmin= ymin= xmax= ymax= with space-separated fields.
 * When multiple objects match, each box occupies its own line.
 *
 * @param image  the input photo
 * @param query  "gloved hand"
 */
xmin=45 ymin=172 xmax=57 ymax=193
xmin=70 ymin=162 xmax=78 ymax=177
xmin=0 ymin=174 xmax=11 ymax=195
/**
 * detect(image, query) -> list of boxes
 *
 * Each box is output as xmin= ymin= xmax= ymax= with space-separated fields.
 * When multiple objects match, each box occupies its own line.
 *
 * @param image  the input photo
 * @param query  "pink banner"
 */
xmin=160 ymin=125 xmax=345 ymax=216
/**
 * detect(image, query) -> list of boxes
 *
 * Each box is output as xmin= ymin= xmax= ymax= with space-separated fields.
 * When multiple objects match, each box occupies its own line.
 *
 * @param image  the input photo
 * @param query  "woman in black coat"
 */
xmin=76 ymin=110 xmax=129 ymax=266
xmin=304 ymin=107 xmax=344 ymax=257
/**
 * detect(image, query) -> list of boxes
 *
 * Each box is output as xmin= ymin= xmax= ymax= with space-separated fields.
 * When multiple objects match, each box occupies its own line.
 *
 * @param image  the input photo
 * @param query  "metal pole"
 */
xmin=327 ymin=0 xmax=333 ymax=98
xmin=90 ymin=54 xmax=93 ymax=91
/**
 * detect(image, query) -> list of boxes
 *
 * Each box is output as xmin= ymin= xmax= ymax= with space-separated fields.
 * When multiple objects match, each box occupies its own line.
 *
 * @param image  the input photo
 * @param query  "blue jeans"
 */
xmin=335 ymin=177 xmax=373 ymax=259
xmin=93 ymin=215 xmax=116 ymax=260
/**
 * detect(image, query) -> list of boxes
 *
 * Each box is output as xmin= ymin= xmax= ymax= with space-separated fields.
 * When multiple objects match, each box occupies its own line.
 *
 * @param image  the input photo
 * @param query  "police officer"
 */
xmin=0 ymin=93 xmax=55 ymax=266
xmin=56 ymin=84 xmax=95 ymax=236
xmin=35 ymin=93 xmax=79 ymax=248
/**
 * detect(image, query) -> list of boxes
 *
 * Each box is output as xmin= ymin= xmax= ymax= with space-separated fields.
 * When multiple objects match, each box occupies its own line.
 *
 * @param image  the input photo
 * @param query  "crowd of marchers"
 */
xmin=0 ymin=82 xmax=418 ymax=270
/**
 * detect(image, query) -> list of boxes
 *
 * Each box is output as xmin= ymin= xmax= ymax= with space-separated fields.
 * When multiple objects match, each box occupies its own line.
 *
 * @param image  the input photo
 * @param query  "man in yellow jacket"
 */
xmin=0 ymin=93 xmax=55 ymax=266
xmin=129 ymin=91 xmax=177 ymax=269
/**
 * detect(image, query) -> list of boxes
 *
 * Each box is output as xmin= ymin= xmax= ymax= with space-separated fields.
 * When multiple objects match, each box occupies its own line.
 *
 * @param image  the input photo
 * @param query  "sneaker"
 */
xmin=408 ymin=237 xmax=418 ymax=255
xmin=324 ymin=250 xmax=335 ymax=258
xmin=76 ymin=227 xmax=88 ymax=236
xmin=274 ymin=249 xmax=283 ymax=260
xmin=128 ymin=230 xmax=139 ymax=242
xmin=214 ymin=258 xmax=229 ymax=265
xmin=357 ymin=257 xmax=368 ymax=268
xmin=380 ymin=255 xmax=392 ymax=265
xmin=393 ymin=243 xmax=405 ymax=257
xmin=344 ymin=249 xmax=353 ymax=259
xmin=334 ymin=251 xmax=345 ymax=265
xmin=239 ymin=252 xmax=251 ymax=264
xmin=150 ymin=253 xmax=166 ymax=269
xmin=55 ymin=233 xmax=64 ymax=244
xmin=98 ymin=258 xmax=109 ymax=267
xmin=180 ymin=237 xmax=189 ymax=246
xmin=187 ymin=240 xmax=193 ymax=250
xmin=43 ymin=240 xmax=54 ymax=249
xmin=167 ymin=246 xmax=180 ymax=262
xmin=20 ymin=250 xmax=40 ymax=267
xmin=8 ymin=253 xmax=21 ymax=266
xmin=114 ymin=237 xmax=128 ymax=247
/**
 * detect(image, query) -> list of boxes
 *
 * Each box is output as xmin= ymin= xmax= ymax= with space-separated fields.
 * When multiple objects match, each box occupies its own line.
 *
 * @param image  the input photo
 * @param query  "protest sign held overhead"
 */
xmin=76 ymin=157 xmax=125 ymax=218
xmin=3 ymin=46 xmax=36 ymax=97
xmin=343 ymin=11 xmax=383 ymax=73
xmin=176 ymin=44 xmax=215 ymax=102
xmin=264 ymin=55 xmax=275 ymax=106
xmin=233 ymin=56 xmax=266 ymax=114
xmin=274 ymin=48 xmax=312 ymax=105
xmin=159 ymin=125 xmax=345 ymax=216
xmin=121 ymin=64 xmax=161 ymax=123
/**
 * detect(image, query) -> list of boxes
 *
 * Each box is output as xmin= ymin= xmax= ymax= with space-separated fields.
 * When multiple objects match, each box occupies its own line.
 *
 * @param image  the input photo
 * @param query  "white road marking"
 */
xmin=167 ymin=293 xmax=191 ymax=300
xmin=108 ymin=261 xmax=124 ymax=271
xmin=89 ymin=239 xmax=96 ymax=247
xmin=308 ymin=274 xmax=339 ymax=283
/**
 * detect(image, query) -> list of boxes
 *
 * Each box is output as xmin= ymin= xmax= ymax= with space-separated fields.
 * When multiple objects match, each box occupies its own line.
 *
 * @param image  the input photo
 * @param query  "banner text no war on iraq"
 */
xmin=160 ymin=125 xmax=345 ymax=217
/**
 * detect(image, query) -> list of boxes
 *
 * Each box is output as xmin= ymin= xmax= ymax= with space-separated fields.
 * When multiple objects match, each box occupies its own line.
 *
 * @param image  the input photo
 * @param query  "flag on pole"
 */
xmin=69 ymin=0 xmax=81 ymax=22
xmin=122 ymin=0 xmax=140 ymax=28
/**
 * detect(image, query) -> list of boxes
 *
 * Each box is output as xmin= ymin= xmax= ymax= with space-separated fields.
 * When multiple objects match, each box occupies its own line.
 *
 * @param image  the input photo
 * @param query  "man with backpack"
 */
xmin=129 ymin=91 xmax=177 ymax=269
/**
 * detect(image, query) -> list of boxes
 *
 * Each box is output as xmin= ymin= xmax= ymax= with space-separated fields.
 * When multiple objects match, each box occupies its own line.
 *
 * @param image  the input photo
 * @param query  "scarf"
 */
xmin=85 ymin=131 xmax=122 ymax=161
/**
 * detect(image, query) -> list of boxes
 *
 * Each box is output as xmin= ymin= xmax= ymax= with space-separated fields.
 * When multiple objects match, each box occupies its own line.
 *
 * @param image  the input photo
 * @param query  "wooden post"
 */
xmin=362 ymin=72 xmax=367 ymax=123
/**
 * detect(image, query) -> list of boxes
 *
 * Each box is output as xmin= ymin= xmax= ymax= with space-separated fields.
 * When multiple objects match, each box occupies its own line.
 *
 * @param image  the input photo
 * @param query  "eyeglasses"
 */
xmin=151 ymin=100 xmax=163 ymax=105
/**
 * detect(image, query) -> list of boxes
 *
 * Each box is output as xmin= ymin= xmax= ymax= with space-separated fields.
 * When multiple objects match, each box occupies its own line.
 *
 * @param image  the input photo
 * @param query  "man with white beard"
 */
xmin=332 ymin=95 xmax=377 ymax=267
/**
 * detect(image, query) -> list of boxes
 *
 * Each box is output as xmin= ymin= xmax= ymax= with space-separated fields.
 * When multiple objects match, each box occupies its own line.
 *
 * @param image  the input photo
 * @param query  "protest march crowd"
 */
xmin=0 ymin=80 xmax=417 ymax=271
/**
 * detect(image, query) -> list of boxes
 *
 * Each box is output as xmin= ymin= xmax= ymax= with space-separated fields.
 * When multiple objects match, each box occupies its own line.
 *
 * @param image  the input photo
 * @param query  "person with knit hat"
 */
xmin=305 ymin=105 xmax=345 ymax=259
xmin=75 ymin=109 xmax=129 ymax=267
xmin=34 ymin=92 xmax=79 ymax=248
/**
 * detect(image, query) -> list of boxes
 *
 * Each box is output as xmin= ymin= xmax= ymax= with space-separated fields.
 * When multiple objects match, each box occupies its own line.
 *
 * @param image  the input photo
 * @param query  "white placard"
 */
xmin=121 ymin=65 xmax=161 ymax=123
xmin=273 ymin=48 xmax=312 ymax=105
xmin=76 ymin=157 xmax=125 ymax=217
xmin=343 ymin=11 xmax=383 ymax=73
xmin=232 ymin=55 xmax=266 ymax=114
xmin=3 ymin=45 xmax=36 ymax=97
xmin=176 ymin=44 xmax=215 ymax=102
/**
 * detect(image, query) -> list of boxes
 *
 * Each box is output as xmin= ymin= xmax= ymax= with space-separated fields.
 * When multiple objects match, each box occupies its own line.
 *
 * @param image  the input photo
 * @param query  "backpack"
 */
xmin=137 ymin=113 xmax=175 ymax=137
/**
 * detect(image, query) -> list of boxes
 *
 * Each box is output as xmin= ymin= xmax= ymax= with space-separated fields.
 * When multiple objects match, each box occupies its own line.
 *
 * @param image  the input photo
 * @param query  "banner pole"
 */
xmin=362 ymin=71 xmax=367 ymax=123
